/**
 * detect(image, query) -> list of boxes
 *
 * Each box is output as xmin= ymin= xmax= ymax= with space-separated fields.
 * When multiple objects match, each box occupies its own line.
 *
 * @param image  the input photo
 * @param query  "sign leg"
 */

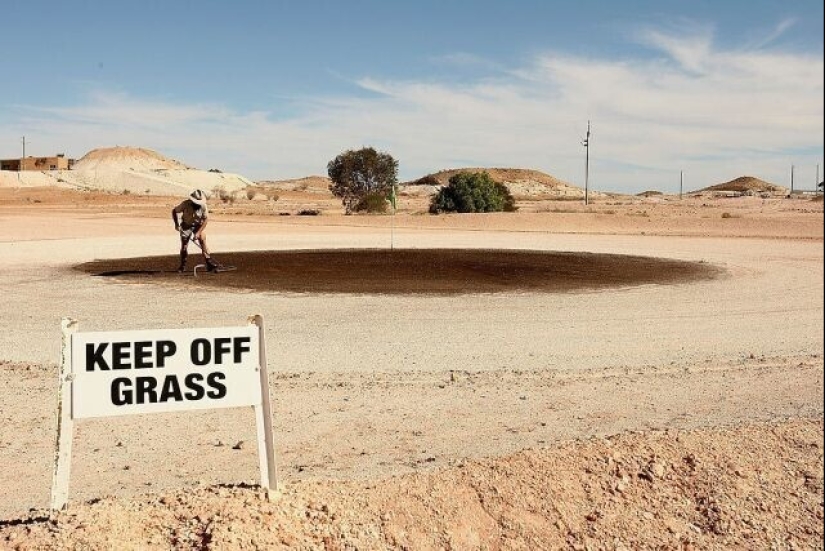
xmin=249 ymin=314 xmax=278 ymax=499
xmin=51 ymin=318 xmax=77 ymax=511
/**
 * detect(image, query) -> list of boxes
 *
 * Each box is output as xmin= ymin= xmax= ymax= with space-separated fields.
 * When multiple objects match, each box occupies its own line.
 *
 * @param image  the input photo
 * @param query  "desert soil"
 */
xmin=0 ymin=189 xmax=822 ymax=549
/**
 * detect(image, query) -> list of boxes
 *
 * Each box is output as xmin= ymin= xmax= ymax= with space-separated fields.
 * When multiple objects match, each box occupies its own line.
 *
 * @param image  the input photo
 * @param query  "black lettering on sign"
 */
xmin=184 ymin=373 xmax=205 ymax=400
xmin=134 ymin=341 xmax=153 ymax=368
xmin=157 ymin=341 xmax=176 ymax=367
xmin=159 ymin=375 xmax=184 ymax=402
xmin=111 ymin=377 xmax=132 ymax=405
xmin=206 ymin=372 xmax=227 ymax=399
xmin=112 ymin=342 xmax=131 ymax=369
xmin=136 ymin=377 xmax=158 ymax=404
xmin=234 ymin=337 xmax=251 ymax=363
xmin=86 ymin=343 xmax=109 ymax=371
xmin=190 ymin=339 xmax=211 ymax=365
xmin=214 ymin=337 xmax=231 ymax=364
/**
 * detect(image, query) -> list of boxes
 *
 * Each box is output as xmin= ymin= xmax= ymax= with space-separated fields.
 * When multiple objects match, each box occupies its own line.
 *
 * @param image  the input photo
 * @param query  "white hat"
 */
xmin=189 ymin=189 xmax=207 ymax=206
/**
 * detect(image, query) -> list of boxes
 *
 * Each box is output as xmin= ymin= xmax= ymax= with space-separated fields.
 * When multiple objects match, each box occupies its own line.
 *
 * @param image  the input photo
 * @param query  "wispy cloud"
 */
xmin=749 ymin=17 xmax=797 ymax=50
xmin=634 ymin=21 xmax=715 ymax=73
xmin=3 ymin=22 xmax=822 ymax=193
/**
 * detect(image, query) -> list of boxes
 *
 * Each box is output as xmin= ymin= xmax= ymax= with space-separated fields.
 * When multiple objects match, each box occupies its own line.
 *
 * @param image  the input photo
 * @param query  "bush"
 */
xmin=429 ymin=171 xmax=516 ymax=214
xmin=354 ymin=191 xmax=389 ymax=214
xmin=328 ymin=147 xmax=398 ymax=214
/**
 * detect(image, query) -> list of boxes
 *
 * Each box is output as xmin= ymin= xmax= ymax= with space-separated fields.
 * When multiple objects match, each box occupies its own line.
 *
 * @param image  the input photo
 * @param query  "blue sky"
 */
xmin=1 ymin=0 xmax=822 ymax=193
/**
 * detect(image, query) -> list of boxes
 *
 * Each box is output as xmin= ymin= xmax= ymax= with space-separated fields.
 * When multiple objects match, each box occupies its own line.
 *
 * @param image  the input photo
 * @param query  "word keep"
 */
xmin=84 ymin=337 xmax=252 ymax=371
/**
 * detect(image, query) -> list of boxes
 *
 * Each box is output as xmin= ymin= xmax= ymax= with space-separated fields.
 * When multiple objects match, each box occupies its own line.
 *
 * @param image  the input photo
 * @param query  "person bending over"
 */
xmin=172 ymin=189 xmax=217 ymax=272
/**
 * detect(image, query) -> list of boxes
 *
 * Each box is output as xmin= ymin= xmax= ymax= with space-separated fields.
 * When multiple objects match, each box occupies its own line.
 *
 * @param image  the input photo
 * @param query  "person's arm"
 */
xmin=171 ymin=208 xmax=180 ymax=230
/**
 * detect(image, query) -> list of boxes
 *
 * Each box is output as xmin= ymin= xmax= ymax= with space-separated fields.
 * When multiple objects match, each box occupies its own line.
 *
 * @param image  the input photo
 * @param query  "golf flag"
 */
xmin=388 ymin=184 xmax=397 ymax=211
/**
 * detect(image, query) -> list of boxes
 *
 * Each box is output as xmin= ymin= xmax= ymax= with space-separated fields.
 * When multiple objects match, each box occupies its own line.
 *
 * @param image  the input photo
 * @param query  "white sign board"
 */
xmin=71 ymin=326 xmax=260 ymax=418
xmin=52 ymin=316 xmax=278 ymax=511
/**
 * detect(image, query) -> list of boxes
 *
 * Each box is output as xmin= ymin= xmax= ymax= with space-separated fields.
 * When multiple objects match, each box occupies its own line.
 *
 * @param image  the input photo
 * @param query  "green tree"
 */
xmin=354 ymin=191 xmax=390 ymax=214
xmin=429 ymin=171 xmax=516 ymax=214
xmin=328 ymin=147 xmax=398 ymax=214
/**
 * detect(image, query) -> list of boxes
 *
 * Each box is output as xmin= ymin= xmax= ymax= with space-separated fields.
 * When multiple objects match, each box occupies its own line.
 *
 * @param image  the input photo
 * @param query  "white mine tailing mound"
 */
xmin=72 ymin=146 xmax=192 ymax=172
xmin=0 ymin=146 xmax=254 ymax=196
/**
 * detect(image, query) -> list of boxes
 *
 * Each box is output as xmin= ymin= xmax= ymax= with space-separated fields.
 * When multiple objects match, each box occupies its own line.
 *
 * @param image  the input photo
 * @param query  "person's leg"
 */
xmin=178 ymin=234 xmax=189 ymax=272
xmin=197 ymin=234 xmax=218 ymax=270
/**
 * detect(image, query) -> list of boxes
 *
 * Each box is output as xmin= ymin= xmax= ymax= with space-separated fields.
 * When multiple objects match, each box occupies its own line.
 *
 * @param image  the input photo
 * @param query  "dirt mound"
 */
xmin=72 ymin=146 xmax=192 ymax=172
xmin=2 ymin=419 xmax=820 ymax=549
xmin=256 ymin=175 xmax=332 ymax=193
xmin=77 ymin=249 xmax=721 ymax=295
xmin=35 ymin=146 xmax=256 ymax=196
xmin=637 ymin=190 xmax=664 ymax=197
xmin=407 ymin=168 xmax=570 ymax=188
xmin=700 ymin=176 xmax=786 ymax=194
xmin=406 ymin=168 xmax=584 ymax=199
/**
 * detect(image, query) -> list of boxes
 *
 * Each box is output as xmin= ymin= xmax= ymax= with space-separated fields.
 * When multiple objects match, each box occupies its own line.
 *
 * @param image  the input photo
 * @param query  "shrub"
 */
xmin=297 ymin=209 xmax=321 ymax=216
xmin=429 ymin=171 xmax=516 ymax=214
xmin=354 ymin=191 xmax=389 ymax=214
xmin=246 ymin=189 xmax=257 ymax=200
xmin=328 ymin=147 xmax=398 ymax=214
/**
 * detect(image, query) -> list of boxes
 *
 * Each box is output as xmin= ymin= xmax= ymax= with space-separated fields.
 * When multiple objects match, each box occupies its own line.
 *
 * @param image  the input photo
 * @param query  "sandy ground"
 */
xmin=0 ymin=190 xmax=822 ymax=548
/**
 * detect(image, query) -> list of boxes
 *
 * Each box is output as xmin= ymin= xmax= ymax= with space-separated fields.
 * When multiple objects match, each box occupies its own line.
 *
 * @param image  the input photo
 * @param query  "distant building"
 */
xmin=0 ymin=154 xmax=76 ymax=171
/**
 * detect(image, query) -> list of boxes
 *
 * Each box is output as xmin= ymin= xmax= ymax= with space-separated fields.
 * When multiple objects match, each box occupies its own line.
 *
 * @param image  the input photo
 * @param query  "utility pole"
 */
xmin=790 ymin=164 xmax=794 ymax=194
xmin=680 ymin=170 xmax=683 ymax=199
xmin=21 ymin=136 xmax=26 ymax=171
xmin=582 ymin=121 xmax=591 ymax=206
xmin=816 ymin=164 xmax=820 ymax=188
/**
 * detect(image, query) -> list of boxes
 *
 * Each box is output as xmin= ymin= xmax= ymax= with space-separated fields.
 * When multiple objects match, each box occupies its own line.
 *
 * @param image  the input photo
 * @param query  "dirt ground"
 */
xmin=0 ymin=188 xmax=822 ymax=549
xmin=3 ymin=419 xmax=822 ymax=550
xmin=77 ymin=249 xmax=720 ymax=295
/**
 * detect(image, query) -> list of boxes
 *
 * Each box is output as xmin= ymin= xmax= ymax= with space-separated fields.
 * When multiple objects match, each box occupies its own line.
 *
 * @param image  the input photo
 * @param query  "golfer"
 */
xmin=172 ymin=189 xmax=217 ymax=272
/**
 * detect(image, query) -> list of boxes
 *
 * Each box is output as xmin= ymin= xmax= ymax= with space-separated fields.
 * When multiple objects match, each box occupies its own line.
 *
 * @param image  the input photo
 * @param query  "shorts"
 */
xmin=179 ymin=226 xmax=201 ymax=242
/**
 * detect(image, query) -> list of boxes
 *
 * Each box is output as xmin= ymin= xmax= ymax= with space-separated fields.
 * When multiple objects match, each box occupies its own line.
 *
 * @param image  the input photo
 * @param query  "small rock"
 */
xmin=232 ymin=441 xmax=245 ymax=450
xmin=651 ymin=462 xmax=666 ymax=478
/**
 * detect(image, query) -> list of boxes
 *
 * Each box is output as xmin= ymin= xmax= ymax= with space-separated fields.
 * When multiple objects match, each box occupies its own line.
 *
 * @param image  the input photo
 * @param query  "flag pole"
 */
xmin=389 ymin=183 xmax=397 ymax=251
